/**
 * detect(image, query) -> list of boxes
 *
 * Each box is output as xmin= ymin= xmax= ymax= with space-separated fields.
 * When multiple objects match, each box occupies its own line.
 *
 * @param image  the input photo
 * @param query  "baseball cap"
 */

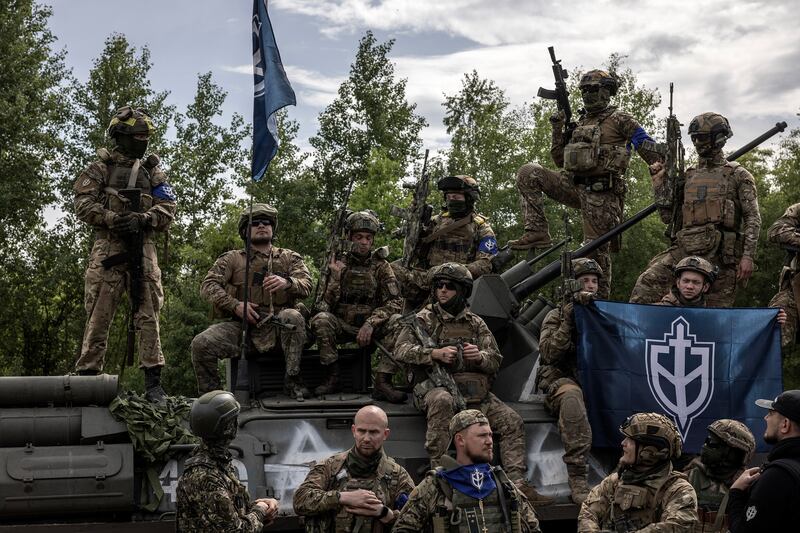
xmin=449 ymin=409 xmax=489 ymax=438
xmin=755 ymin=390 xmax=800 ymax=423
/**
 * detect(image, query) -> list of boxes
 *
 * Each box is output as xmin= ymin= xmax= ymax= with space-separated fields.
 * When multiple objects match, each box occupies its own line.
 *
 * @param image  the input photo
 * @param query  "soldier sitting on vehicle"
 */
xmin=683 ymin=419 xmax=756 ymax=533
xmin=658 ymin=256 xmax=718 ymax=307
xmin=294 ymin=405 xmax=414 ymax=532
xmin=393 ymin=410 xmax=542 ymax=533
xmin=190 ymin=204 xmax=313 ymax=399
xmin=309 ymin=211 xmax=403 ymax=399
xmin=394 ymin=262 xmax=553 ymax=506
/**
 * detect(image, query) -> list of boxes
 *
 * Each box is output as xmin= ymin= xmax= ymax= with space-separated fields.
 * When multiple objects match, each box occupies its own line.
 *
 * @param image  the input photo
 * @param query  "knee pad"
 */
xmin=560 ymin=390 xmax=587 ymax=424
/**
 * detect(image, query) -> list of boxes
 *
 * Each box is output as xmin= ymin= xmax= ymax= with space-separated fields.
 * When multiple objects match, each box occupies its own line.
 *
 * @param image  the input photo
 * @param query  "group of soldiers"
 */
xmin=71 ymin=62 xmax=800 ymax=532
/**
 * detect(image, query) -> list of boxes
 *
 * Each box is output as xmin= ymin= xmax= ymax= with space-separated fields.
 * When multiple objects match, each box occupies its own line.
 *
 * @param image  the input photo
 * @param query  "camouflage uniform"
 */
xmin=293 ymin=448 xmax=414 ymax=532
xmin=394 ymin=303 xmax=529 ymax=482
xmin=631 ymin=114 xmax=761 ymax=307
xmin=74 ymin=147 xmax=175 ymax=372
xmin=767 ymin=203 xmax=800 ymax=348
xmin=658 ymin=288 xmax=707 ymax=307
xmin=514 ymin=70 xmax=661 ymax=298
xmin=176 ymin=442 xmax=267 ymax=532
xmin=191 ymin=246 xmax=311 ymax=393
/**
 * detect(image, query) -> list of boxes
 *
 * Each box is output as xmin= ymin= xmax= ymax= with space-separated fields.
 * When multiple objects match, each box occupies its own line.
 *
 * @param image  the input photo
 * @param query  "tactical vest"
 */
xmin=224 ymin=250 xmax=295 ymax=311
xmin=335 ymin=257 xmax=380 ymax=327
xmin=100 ymin=152 xmax=156 ymax=214
xmin=685 ymin=466 xmax=730 ymax=533
xmin=608 ymin=471 xmax=685 ymax=531
xmin=426 ymin=215 xmax=483 ymax=267
xmin=563 ymin=109 xmax=631 ymax=182
xmin=431 ymin=467 xmax=522 ymax=533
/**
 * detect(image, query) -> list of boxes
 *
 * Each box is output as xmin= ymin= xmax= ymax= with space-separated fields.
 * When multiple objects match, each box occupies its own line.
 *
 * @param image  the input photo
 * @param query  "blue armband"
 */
xmin=628 ymin=127 xmax=654 ymax=152
xmin=478 ymin=236 xmax=498 ymax=255
xmin=152 ymin=182 xmax=177 ymax=202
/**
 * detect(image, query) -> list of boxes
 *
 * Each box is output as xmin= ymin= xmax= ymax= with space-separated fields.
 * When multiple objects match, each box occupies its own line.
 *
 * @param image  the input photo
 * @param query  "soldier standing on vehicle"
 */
xmin=190 ymin=204 xmax=312 ymax=399
xmin=510 ymin=70 xmax=663 ymax=298
xmin=73 ymin=106 xmax=176 ymax=402
xmin=537 ymin=258 xmax=602 ymax=504
xmin=683 ymin=419 xmax=755 ymax=533
xmin=630 ymin=112 xmax=761 ymax=307
xmin=394 ymin=263 xmax=553 ymax=506
xmin=309 ymin=211 xmax=403 ymax=398
xmin=578 ymin=412 xmax=698 ymax=532
xmin=767 ymin=203 xmax=800 ymax=349
xmin=176 ymin=391 xmax=279 ymax=532
xmin=293 ymin=405 xmax=414 ymax=531
xmin=391 ymin=174 xmax=498 ymax=309
xmin=393 ymin=410 xmax=542 ymax=533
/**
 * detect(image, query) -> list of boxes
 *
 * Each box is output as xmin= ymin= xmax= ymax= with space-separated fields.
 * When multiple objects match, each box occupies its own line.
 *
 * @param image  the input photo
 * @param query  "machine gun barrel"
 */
xmin=725 ymin=121 xmax=787 ymax=161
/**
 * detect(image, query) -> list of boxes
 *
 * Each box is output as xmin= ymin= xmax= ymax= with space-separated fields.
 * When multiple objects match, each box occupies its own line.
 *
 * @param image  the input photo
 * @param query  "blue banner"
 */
xmin=251 ymin=0 xmax=296 ymax=181
xmin=574 ymin=301 xmax=783 ymax=454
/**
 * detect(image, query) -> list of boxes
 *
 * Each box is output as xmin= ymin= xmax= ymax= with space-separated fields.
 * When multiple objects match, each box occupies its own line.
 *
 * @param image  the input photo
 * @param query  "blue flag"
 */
xmin=251 ymin=0 xmax=296 ymax=181
xmin=574 ymin=301 xmax=783 ymax=454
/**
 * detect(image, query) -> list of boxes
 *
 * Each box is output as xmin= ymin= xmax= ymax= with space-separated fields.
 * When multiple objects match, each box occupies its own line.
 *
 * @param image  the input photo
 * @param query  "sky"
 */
xmin=46 ymin=0 xmax=799 ymax=157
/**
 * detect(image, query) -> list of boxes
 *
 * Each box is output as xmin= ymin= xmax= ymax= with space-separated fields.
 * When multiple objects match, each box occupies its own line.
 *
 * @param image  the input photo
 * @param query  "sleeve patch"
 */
xmin=478 ymin=236 xmax=498 ymax=255
xmin=152 ymin=182 xmax=177 ymax=202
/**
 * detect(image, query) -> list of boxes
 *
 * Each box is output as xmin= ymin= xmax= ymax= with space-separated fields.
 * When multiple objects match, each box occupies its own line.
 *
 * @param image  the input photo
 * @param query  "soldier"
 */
xmin=394 ymin=262 xmax=553 ymax=505
xmin=578 ymin=412 xmax=698 ymax=532
xmin=293 ymin=405 xmax=414 ymax=531
xmin=537 ymin=258 xmax=602 ymax=504
xmin=391 ymin=174 xmax=498 ymax=309
xmin=309 ymin=211 xmax=403 ymax=398
xmin=393 ymin=410 xmax=542 ymax=533
xmin=658 ymin=256 xmax=718 ymax=307
xmin=683 ymin=419 xmax=755 ymax=532
xmin=630 ymin=112 xmax=761 ymax=307
xmin=190 ymin=204 xmax=312 ymax=399
xmin=510 ymin=70 xmax=663 ymax=298
xmin=176 ymin=390 xmax=279 ymax=532
xmin=767 ymin=203 xmax=800 ymax=349
xmin=73 ymin=106 xmax=176 ymax=402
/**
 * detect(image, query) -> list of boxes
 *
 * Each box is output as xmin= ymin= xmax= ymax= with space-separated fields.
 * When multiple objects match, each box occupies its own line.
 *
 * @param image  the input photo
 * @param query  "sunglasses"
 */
xmin=580 ymin=85 xmax=601 ymax=93
xmin=691 ymin=133 xmax=712 ymax=143
xmin=250 ymin=219 xmax=272 ymax=227
xmin=434 ymin=280 xmax=458 ymax=290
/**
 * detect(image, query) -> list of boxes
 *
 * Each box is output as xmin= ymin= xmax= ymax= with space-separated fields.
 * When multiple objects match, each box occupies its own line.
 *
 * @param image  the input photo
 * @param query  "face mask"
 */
xmin=446 ymin=199 xmax=468 ymax=217
xmin=116 ymin=135 xmax=149 ymax=159
xmin=692 ymin=138 xmax=719 ymax=158
xmin=581 ymin=86 xmax=611 ymax=113
xmin=440 ymin=292 xmax=467 ymax=315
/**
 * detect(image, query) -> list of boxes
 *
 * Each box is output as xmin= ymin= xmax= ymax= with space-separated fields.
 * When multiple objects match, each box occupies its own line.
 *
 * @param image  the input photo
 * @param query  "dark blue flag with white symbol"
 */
xmin=251 ymin=0 xmax=295 ymax=182
xmin=573 ymin=301 xmax=782 ymax=454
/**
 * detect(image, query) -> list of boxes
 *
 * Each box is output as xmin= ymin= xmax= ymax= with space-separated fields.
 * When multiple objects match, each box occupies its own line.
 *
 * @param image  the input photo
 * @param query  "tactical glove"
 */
xmin=112 ymin=212 xmax=149 ymax=235
xmin=573 ymin=290 xmax=596 ymax=306
xmin=549 ymin=110 xmax=566 ymax=125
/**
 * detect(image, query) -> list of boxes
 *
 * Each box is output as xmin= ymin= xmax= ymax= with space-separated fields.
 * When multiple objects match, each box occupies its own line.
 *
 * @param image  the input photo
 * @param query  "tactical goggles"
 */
xmin=690 ymin=133 xmax=712 ymax=143
xmin=580 ymin=84 xmax=601 ymax=93
xmin=250 ymin=219 xmax=273 ymax=227
xmin=434 ymin=280 xmax=458 ymax=291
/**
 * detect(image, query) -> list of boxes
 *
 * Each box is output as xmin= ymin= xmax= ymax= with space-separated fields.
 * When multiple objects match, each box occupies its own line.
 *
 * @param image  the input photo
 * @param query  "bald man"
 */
xmin=294 ymin=406 xmax=415 ymax=532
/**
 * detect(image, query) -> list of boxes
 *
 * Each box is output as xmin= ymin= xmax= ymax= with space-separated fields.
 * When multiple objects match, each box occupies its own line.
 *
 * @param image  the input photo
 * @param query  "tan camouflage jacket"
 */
xmin=423 ymin=212 xmax=496 ymax=279
xmin=578 ymin=467 xmax=698 ymax=533
xmin=536 ymin=304 xmax=579 ymax=394
xmin=657 ymin=287 xmax=707 ymax=307
xmin=322 ymin=252 xmax=402 ymax=330
xmin=393 ymin=469 xmax=541 ymax=533
xmin=394 ymin=303 xmax=501 ymax=375
xmin=768 ymin=203 xmax=800 ymax=280
xmin=200 ymin=246 xmax=312 ymax=315
xmin=293 ymin=448 xmax=414 ymax=532
xmin=74 ymin=149 xmax=175 ymax=243
xmin=175 ymin=444 xmax=266 ymax=533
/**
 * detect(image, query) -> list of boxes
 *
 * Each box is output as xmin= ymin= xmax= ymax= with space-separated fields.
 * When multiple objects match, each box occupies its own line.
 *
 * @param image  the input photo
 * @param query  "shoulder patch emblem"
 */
xmin=745 ymin=505 xmax=757 ymax=521
xmin=478 ymin=236 xmax=498 ymax=255
xmin=82 ymin=178 xmax=91 ymax=187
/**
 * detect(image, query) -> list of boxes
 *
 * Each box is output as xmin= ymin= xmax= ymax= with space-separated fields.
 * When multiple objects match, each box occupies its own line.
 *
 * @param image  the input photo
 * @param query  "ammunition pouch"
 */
xmin=572 ymin=173 xmax=614 ymax=192
xmin=564 ymin=125 xmax=601 ymax=174
xmin=676 ymin=223 xmax=721 ymax=256
xmin=335 ymin=302 xmax=374 ymax=328
xmin=600 ymin=143 xmax=632 ymax=175
xmin=682 ymin=197 xmax=736 ymax=229
xmin=453 ymin=372 xmax=491 ymax=405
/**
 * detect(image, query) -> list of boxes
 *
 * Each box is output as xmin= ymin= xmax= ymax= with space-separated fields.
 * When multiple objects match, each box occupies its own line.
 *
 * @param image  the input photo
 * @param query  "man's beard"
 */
xmin=466 ymin=448 xmax=493 ymax=464
xmin=764 ymin=433 xmax=778 ymax=445
xmin=251 ymin=235 xmax=272 ymax=245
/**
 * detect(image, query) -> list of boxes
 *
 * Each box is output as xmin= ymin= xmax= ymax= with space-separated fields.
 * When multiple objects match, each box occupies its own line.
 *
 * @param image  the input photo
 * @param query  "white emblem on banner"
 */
xmin=470 ymin=468 xmax=484 ymax=490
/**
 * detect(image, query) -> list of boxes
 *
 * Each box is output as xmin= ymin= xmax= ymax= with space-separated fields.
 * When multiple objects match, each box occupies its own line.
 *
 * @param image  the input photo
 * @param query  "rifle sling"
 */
xmin=421 ymin=215 xmax=473 ymax=244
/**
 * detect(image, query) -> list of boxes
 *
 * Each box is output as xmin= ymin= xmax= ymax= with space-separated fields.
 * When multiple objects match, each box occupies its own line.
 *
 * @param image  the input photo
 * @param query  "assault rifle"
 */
xmin=659 ymin=83 xmax=686 ymax=238
xmin=391 ymin=149 xmax=432 ymax=269
xmin=537 ymin=46 xmax=578 ymax=145
xmin=100 ymin=187 xmax=143 ymax=367
xmin=406 ymin=315 xmax=467 ymax=411
xmin=313 ymin=178 xmax=356 ymax=313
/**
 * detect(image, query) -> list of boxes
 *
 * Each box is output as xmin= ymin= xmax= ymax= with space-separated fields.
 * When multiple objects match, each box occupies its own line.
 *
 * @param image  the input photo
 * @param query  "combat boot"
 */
xmin=567 ymin=465 xmax=590 ymax=505
xmin=514 ymin=480 xmax=555 ymax=507
xmin=314 ymin=362 xmax=341 ymax=396
xmin=284 ymin=373 xmax=309 ymax=401
xmin=143 ymin=366 xmax=167 ymax=405
xmin=508 ymin=231 xmax=553 ymax=250
xmin=372 ymin=372 xmax=407 ymax=403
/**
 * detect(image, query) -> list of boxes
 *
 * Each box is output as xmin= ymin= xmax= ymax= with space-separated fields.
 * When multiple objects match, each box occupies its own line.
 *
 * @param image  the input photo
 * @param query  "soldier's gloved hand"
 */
xmin=573 ymin=290 xmax=596 ymax=306
xmin=111 ymin=213 xmax=137 ymax=234
xmin=549 ymin=110 xmax=566 ymax=125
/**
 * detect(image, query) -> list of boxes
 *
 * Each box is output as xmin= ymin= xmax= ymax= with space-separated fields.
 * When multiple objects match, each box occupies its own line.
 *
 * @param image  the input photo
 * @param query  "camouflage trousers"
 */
xmin=629 ymin=246 xmax=737 ymax=307
xmin=516 ymin=163 xmax=623 ymax=298
xmin=390 ymin=260 xmax=429 ymax=308
xmin=190 ymin=309 xmax=306 ymax=394
xmin=309 ymin=311 xmax=387 ymax=365
xmin=544 ymin=378 xmax=592 ymax=470
xmin=769 ymin=272 xmax=799 ymax=349
xmin=423 ymin=388 xmax=527 ymax=481
xmin=75 ymin=241 xmax=164 ymax=372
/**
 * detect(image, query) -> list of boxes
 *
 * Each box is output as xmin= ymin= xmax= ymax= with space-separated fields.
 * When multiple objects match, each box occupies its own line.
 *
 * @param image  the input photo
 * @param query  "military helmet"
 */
xmin=620 ymin=412 xmax=682 ymax=458
xmin=437 ymin=175 xmax=481 ymax=202
xmin=429 ymin=262 xmax=474 ymax=297
xmin=107 ymin=106 xmax=155 ymax=138
xmin=238 ymin=203 xmax=278 ymax=240
xmin=674 ymin=256 xmax=718 ymax=283
xmin=573 ymin=258 xmax=604 ymax=279
xmin=579 ymin=69 xmax=619 ymax=96
xmin=346 ymin=210 xmax=381 ymax=234
xmin=707 ymin=419 xmax=756 ymax=462
xmin=190 ymin=390 xmax=241 ymax=440
xmin=687 ymin=112 xmax=733 ymax=148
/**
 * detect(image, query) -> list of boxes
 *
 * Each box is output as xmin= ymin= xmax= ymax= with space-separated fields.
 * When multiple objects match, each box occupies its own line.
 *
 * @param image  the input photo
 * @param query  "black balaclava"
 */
xmin=204 ymin=416 xmax=238 ymax=460
xmin=115 ymin=133 xmax=148 ymax=159
xmin=581 ymin=86 xmax=612 ymax=114
xmin=700 ymin=434 xmax=745 ymax=481
xmin=435 ymin=280 xmax=468 ymax=316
